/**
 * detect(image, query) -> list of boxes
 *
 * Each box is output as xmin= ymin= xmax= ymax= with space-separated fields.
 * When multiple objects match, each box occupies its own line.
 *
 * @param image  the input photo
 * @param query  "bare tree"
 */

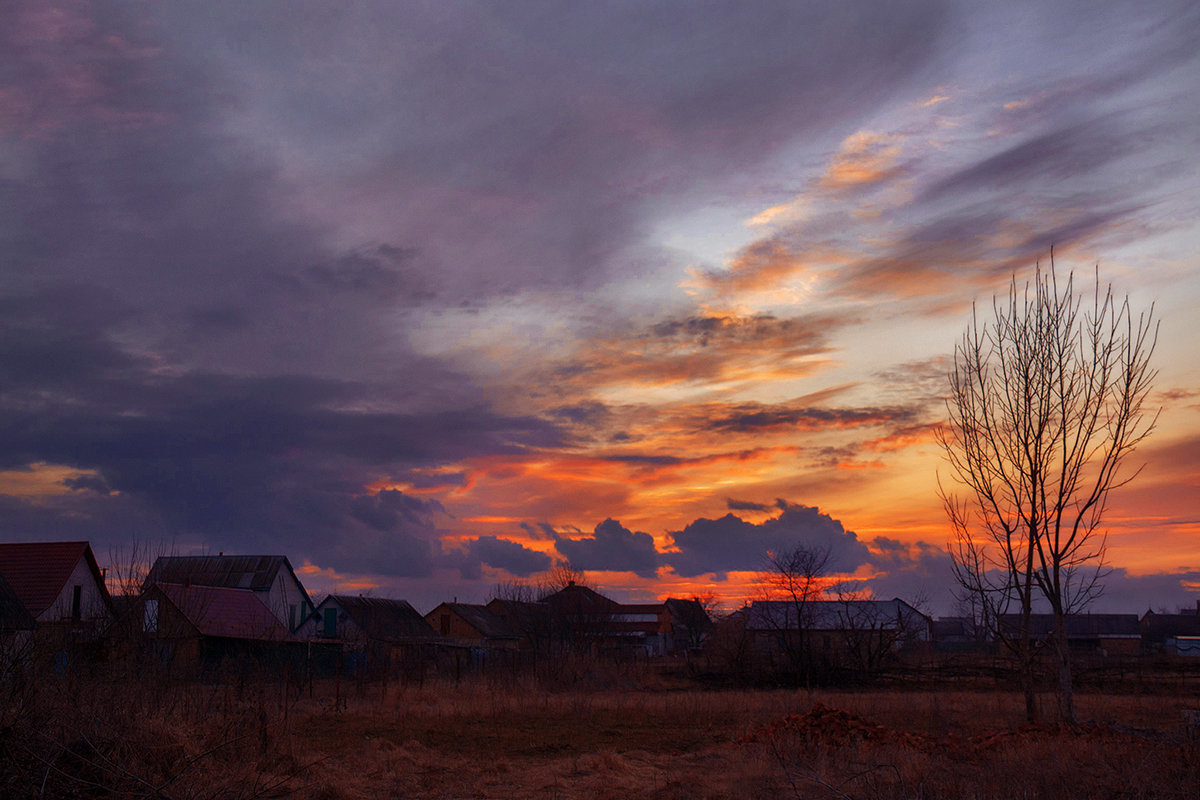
xmin=759 ymin=544 xmax=831 ymax=684
xmin=938 ymin=257 xmax=1157 ymax=722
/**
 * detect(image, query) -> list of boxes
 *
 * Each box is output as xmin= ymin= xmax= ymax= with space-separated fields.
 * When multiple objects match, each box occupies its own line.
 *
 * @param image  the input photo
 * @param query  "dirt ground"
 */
xmin=281 ymin=684 xmax=1200 ymax=799
xmin=7 ymin=677 xmax=1199 ymax=798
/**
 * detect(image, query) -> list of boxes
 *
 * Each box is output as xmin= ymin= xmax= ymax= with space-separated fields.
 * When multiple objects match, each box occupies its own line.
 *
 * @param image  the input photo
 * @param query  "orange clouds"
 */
xmin=819 ymin=131 xmax=905 ymax=191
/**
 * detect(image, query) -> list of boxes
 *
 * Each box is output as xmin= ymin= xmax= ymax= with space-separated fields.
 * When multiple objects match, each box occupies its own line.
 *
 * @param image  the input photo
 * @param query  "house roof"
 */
xmin=147 ymin=555 xmax=312 ymax=606
xmin=663 ymin=598 xmax=714 ymax=632
xmin=0 ymin=541 xmax=110 ymax=618
xmin=322 ymin=595 xmax=437 ymax=642
xmin=0 ymin=571 xmax=35 ymax=631
xmin=998 ymin=613 xmax=1142 ymax=639
xmin=154 ymin=583 xmax=294 ymax=642
xmin=430 ymin=603 xmax=520 ymax=640
xmin=540 ymin=582 xmax=619 ymax=612
xmin=747 ymin=599 xmax=928 ymax=632
xmin=1140 ymin=611 xmax=1200 ymax=641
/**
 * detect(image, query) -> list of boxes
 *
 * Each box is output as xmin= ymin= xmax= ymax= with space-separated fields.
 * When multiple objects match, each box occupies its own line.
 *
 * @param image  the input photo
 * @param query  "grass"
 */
xmin=4 ymin=671 xmax=1199 ymax=798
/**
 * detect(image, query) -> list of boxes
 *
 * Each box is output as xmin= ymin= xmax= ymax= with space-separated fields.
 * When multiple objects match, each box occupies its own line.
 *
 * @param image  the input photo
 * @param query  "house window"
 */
xmin=440 ymin=614 xmax=450 ymax=636
xmin=71 ymin=585 xmax=82 ymax=621
xmin=144 ymin=599 xmax=159 ymax=633
xmin=323 ymin=607 xmax=337 ymax=637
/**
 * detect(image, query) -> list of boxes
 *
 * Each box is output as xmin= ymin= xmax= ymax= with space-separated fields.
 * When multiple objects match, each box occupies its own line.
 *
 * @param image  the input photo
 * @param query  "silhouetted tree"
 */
xmin=939 ymin=258 xmax=1157 ymax=722
xmin=759 ymin=544 xmax=830 ymax=684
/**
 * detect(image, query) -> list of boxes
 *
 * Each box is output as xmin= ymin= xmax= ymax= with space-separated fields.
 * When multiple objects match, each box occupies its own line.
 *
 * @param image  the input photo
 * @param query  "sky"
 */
xmin=1 ymin=0 xmax=1198 ymax=615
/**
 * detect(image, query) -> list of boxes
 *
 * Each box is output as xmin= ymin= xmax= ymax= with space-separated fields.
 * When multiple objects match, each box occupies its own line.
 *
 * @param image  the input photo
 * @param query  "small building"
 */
xmin=746 ymin=598 xmax=932 ymax=675
xmin=535 ymin=582 xmax=713 ymax=656
xmin=146 ymin=555 xmax=313 ymax=632
xmin=1141 ymin=610 xmax=1200 ymax=655
xmin=303 ymin=595 xmax=438 ymax=677
xmin=135 ymin=582 xmax=300 ymax=672
xmin=485 ymin=598 xmax=553 ymax=652
xmin=0 ymin=541 xmax=112 ymax=635
xmin=425 ymin=602 xmax=521 ymax=649
xmin=998 ymin=613 xmax=1142 ymax=656
xmin=307 ymin=595 xmax=436 ymax=642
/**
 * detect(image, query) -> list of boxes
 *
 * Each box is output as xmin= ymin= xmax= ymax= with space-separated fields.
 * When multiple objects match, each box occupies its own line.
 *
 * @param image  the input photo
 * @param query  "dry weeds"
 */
xmin=4 ymin=674 xmax=1198 ymax=798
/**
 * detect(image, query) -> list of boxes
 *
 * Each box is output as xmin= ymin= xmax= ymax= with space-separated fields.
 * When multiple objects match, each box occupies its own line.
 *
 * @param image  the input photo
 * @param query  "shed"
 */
xmin=425 ymin=602 xmax=520 ymax=649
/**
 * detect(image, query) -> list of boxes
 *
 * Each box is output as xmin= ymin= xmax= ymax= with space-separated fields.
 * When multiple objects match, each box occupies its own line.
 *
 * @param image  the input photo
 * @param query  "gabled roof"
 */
xmin=322 ymin=595 xmax=437 ymax=642
xmin=430 ymin=602 xmax=520 ymax=640
xmin=0 ymin=571 xmax=35 ymax=631
xmin=154 ymin=583 xmax=294 ymax=642
xmin=540 ymin=582 xmax=619 ymax=612
xmin=0 ymin=541 xmax=111 ymax=618
xmin=147 ymin=555 xmax=312 ymax=606
xmin=663 ymin=598 xmax=713 ymax=631
xmin=747 ymin=599 xmax=927 ymax=632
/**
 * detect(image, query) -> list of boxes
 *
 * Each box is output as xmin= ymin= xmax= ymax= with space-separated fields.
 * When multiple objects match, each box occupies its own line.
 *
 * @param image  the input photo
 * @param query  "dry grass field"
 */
xmin=4 ymin=671 xmax=1199 ymax=799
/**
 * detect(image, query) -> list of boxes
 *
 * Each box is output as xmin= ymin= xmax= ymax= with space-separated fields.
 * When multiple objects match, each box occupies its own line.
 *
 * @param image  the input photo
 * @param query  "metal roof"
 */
xmin=0 ymin=541 xmax=109 ymax=618
xmin=998 ymin=613 xmax=1142 ymax=639
xmin=747 ymin=599 xmax=928 ymax=632
xmin=148 ymin=555 xmax=287 ymax=590
xmin=155 ymin=583 xmax=294 ymax=642
xmin=322 ymin=595 xmax=437 ymax=642
xmin=430 ymin=602 xmax=520 ymax=640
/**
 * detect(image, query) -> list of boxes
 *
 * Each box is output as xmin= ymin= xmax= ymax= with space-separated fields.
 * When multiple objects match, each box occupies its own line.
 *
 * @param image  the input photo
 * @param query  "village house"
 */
xmin=1140 ymin=607 xmax=1200 ymax=655
xmin=303 ymin=595 xmax=438 ymax=677
xmin=0 ymin=541 xmax=113 ymax=639
xmin=746 ymin=597 xmax=931 ymax=675
xmin=146 ymin=554 xmax=314 ymax=632
xmin=131 ymin=581 xmax=301 ymax=673
xmin=997 ymin=613 xmax=1142 ymax=656
xmin=533 ymin=582 xmax=713 ymax=656
xmin=425 ymin=602 xmax=521 ymax=649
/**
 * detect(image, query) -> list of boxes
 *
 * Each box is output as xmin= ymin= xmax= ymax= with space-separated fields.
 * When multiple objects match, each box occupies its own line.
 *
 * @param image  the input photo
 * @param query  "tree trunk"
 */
xmin=1054 ymin=611 xmax=1075 ymax=723
xmin=1019 ymin=616 xmax=1037 ymax=724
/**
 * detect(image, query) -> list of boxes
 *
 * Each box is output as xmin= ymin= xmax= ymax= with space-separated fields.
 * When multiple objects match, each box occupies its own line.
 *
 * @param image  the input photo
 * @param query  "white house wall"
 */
xmin=37 ymin=557 xmax=107 ymax=623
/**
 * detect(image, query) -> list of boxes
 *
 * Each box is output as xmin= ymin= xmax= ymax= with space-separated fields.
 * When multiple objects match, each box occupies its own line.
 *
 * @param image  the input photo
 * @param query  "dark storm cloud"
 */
xmin=0 ymin=286 xmax=565 ymax=573
xmin=725 ymin=498 xmax=774 ymax=513
xmin=554 ymin=519 xmax=660 ymax=579
xmin=141 ymin=1 xmax=953 ymax=300
xmin=1097 ymin=568 xmax=1200 ymax=614
xmin=665 ymin=502 xmax=871 ymax=579
xmin=463 ymin=536 xmax=553 ymax=579
xmin=705 ymin=403 xmax=916 ymax=434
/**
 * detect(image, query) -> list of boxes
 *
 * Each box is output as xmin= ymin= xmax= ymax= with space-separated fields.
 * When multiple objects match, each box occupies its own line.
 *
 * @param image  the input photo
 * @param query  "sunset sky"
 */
xmin=1 ymin=1 xmax=1197 ymax=614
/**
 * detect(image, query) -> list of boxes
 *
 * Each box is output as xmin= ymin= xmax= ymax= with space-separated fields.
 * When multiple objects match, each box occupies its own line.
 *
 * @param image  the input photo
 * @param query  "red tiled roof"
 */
xmin=156 ymin=583 xmax=294 ymax=642
xmin=0 ymin=541 xmax=101 ymax=617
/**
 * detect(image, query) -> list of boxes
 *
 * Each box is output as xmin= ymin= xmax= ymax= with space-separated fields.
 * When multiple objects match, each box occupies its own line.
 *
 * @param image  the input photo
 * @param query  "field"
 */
xmin=4 ymin=669 xmax=1199 ymax=799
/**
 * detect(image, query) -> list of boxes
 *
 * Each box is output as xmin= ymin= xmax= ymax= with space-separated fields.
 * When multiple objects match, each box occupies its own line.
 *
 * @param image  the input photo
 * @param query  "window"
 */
xmin=323 ymin=607 xmax=337 ymax=637
xmin=71 ymin=585 xmax=82 ymax=621
xmin=144 ymin=599 xmax=159 ymax=633
xmin=440 ymin=614 xmax=451 ymax=636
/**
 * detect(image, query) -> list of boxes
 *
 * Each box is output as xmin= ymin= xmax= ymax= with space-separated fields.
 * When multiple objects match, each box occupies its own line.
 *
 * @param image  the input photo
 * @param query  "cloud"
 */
xmin=454 ymin=536 xmax=553 ymax=580
xmin=554 ymin=518 xmax=660 ymax=579
xmin=703 ymin=403 xmax=916 ymax=434
xmin=665 ymin=502 xmax=872 ymax=579
xmin=725 ymin=498 xmax=774 ymax=513
xmin=554 ymin=311 xmax=846 ymax=391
